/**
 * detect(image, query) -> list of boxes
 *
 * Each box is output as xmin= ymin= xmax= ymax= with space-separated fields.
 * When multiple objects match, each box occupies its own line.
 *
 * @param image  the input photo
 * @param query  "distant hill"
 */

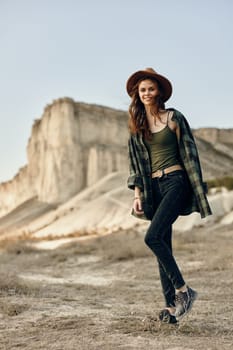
xmin=193 ymin=128 xmax=233 ymax=180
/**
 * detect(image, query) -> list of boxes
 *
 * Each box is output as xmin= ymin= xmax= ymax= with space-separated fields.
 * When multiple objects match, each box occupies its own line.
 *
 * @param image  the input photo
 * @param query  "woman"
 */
xmin=126 ymin=68 xmax=212 ymax=324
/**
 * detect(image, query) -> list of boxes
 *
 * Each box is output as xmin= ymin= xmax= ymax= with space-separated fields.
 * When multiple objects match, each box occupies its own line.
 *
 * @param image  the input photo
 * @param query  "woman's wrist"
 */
xmin=134 ymin=187 xmax=141 ymax=199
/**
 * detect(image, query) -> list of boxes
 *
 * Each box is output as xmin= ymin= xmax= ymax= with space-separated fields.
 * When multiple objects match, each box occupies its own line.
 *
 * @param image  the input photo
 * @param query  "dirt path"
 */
xmin=0 ymin=223 xmax=233 ymax=349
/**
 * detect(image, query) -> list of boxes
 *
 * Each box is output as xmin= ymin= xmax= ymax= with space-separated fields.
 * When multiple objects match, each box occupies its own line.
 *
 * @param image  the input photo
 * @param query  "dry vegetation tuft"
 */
xmin=0 ymin=223 xmax=233 ymax=349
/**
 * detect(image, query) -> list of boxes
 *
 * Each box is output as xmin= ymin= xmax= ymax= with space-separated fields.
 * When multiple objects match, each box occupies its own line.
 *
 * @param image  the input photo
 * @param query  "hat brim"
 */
xmin=126 ymin=70 xmax=172 ymax=102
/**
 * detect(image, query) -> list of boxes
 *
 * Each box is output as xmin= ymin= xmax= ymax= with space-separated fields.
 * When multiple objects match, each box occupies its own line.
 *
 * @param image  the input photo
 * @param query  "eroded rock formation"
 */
xmin=0 ymin=98 xmax=128 ymax=217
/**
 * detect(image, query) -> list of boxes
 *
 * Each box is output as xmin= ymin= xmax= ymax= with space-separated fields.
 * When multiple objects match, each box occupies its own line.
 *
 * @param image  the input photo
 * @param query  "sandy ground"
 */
xmin=0 ymin=222 xmax=233 ymax=350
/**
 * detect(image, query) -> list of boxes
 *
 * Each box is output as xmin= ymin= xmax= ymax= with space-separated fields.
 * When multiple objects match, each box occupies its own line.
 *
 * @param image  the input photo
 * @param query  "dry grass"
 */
xmin=0 ymin=223 xmax=233 ymax=349
xmin=0 ymin=271 xmax=41 ymax=296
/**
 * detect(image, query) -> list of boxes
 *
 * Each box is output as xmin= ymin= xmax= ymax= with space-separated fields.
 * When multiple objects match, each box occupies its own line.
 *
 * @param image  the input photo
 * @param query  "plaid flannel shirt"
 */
xmin=127 ymin=108 xmax=212 ymax=220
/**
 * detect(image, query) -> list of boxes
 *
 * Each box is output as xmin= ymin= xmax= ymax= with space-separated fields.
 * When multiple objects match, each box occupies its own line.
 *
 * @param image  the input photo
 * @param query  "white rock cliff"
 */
xmin=0 ymin=98 xmax=128 ymax=217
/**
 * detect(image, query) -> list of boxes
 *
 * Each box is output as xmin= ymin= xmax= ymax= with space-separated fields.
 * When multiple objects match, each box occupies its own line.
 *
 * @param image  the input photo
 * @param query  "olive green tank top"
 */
xmin=145 ymin=125 xmax=181 ymax=173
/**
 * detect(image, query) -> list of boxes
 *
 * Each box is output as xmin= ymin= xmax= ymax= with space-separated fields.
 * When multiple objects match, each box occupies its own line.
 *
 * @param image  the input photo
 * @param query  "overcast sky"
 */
xmin=0 ymin=0 xmax=232 ymax=182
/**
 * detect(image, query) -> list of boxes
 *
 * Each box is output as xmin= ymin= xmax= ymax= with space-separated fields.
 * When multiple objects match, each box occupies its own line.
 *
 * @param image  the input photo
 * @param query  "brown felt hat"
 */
xmin=126 ymin=67 xmax=172 ymax=102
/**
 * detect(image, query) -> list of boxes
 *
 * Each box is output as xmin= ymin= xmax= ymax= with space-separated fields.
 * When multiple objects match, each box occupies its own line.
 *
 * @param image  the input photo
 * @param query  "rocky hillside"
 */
xmin=0 ymin=98 xmax=233 ymax=238
xmin=193 ymin=128 xmax=233 ymax=180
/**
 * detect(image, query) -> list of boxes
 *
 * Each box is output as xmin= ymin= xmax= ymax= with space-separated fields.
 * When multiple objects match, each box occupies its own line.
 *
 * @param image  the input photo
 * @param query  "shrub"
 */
xmin=207 ymin=176 xmax=233 ymax=191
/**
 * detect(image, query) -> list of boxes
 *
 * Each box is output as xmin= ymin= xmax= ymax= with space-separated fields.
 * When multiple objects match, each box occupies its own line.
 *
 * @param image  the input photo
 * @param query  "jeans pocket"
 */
xmin=167 ymin=170 xmax=184 ymax=177
xmin=159 ymin=172 xmax=187 ymax=193
xmin=162 ymin=171 xmax=185 ymax=182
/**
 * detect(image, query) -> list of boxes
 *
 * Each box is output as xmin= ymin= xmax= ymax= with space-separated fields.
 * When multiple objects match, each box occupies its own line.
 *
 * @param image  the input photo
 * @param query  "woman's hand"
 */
xmin=133 ymin=197 xmax=144 ymax=215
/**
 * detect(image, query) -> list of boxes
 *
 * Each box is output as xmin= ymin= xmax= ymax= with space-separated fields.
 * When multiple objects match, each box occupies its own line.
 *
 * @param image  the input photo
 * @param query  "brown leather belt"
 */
xmin=151 ymin=165 xmax=183 ymax=178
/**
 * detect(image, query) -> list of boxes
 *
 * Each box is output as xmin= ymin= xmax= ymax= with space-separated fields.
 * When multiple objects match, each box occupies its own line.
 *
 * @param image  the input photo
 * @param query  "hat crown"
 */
xmin=144 ymin=67 xmax=157 ymax=74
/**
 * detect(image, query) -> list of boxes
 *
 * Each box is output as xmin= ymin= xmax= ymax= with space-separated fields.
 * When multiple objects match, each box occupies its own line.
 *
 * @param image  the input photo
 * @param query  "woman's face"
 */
xmin=138 ymin=79 xmax=160 ymax=106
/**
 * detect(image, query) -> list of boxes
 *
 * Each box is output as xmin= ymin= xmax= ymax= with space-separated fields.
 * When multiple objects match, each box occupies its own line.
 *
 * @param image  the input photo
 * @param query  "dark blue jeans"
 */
xmin=144 ymin=170 xmax=189 ymax=307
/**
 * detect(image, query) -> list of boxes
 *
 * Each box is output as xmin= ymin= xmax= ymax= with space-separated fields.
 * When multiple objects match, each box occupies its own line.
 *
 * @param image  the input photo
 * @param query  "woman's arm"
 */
xmin=127 ymin=137 xmax=143 ymax=190
xmin=127 ymin=136 xmax=144 ymax=215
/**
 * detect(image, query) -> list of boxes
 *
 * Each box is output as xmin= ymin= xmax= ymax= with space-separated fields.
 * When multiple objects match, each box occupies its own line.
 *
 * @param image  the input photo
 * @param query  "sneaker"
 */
xmin=175 ymin=286 xmax=198 ymax=318
xmin=159 ymin=309 xmax=178 ymax=324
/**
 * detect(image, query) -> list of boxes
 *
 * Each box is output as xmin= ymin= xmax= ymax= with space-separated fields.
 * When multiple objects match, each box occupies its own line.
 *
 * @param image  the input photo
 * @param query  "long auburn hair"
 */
xmin=128 ymin=78 xmax=165 ymax=139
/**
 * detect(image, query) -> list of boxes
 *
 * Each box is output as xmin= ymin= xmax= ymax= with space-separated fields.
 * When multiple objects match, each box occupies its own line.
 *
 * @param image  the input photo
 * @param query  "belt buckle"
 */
xmin=158 ymin=169 xmax=164 ymax=178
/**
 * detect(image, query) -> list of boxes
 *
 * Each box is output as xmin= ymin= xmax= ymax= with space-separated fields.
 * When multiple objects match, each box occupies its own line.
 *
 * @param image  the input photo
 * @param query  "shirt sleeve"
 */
xmin=127 ymin=137 xmax=144 ymax=190
xmin=179 ymin=114 xmax=205 ymax=183
xmin=178 ymin=113 xmax=212 ymax=216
